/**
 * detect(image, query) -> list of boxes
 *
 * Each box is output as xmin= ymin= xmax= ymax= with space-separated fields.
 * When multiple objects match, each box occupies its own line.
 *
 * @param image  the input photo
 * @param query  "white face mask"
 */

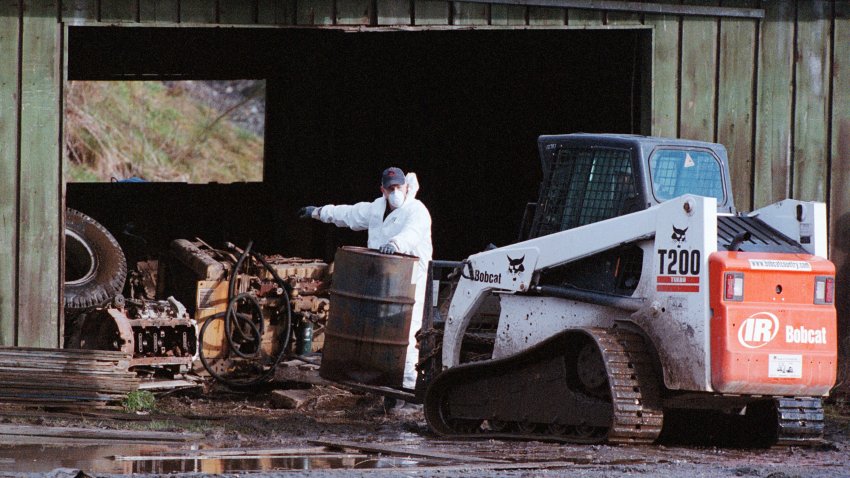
xmin=387 ymin=189 xmax=406 ymax=209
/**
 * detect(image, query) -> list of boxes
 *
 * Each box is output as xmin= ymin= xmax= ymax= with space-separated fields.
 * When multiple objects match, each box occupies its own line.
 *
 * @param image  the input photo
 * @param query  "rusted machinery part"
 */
xmin=198 ymin=311 xmax=290 ymax=388
xmin=64 ymin=208 xmax=127 ymax=310
xmin=74 ymin=297 xmax=198 ymax=369
xmin=423 ymin=327 xmax=664 ymax=445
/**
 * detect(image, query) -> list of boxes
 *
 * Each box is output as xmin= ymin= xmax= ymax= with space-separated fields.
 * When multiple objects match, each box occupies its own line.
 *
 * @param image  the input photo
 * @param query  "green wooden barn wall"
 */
xmin=0 ymin=0 xmax=848 ymax=352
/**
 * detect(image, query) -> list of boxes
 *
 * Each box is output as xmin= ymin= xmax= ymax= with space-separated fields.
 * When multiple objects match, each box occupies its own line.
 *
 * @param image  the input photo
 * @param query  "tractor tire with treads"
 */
xmin=64 ymin=208 xmax=127 ymax=311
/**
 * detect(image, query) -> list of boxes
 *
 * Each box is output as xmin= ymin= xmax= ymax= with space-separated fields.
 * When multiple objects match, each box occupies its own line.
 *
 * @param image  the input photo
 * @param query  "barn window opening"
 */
xmin=64 ymin=80 xmax=264 ymax=183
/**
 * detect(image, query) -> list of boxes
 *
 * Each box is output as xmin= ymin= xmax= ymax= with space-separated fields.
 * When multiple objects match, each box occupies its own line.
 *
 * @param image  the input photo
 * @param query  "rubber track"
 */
xmin=775 ymin=397 xmax=825 ymax=446
xmin=594 ymin=328 xmax=664 ymax=445
xmin=424 ymin=327 xmax=664 ymax=445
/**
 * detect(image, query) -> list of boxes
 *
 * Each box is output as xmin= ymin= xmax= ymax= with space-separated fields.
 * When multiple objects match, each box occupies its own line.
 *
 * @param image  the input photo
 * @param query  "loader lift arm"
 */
xmin=442 ymin=194 xmax=711 ymax=369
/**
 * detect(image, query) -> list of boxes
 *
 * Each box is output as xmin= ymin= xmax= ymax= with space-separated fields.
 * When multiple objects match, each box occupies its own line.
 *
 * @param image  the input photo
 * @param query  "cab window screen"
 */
xmin=531 ymin=147 xmax=634 ymax=237
xmin=649 ymin=149 xmax=724 ymax=202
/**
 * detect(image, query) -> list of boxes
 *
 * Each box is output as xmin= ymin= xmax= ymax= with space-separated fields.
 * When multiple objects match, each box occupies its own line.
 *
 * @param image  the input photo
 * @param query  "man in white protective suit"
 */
xmin=298 ymin=167 xmax=433 ymax=391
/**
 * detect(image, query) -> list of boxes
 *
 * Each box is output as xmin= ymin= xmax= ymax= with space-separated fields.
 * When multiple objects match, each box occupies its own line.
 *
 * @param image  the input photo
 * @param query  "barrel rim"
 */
xmin=339 ymin=245 xmax=419 ymax=261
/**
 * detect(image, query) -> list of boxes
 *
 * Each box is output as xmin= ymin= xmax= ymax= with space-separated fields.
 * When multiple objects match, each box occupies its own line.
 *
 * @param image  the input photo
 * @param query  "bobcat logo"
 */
xmin=507 ymin=255 xmax=525 ymax=275
xmin=671 ymin=225 xmax=688 ymax=243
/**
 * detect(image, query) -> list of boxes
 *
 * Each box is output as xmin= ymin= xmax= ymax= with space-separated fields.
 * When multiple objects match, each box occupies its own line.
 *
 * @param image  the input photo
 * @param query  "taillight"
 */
xmin=724 ymin=272 xmax=744 ymax=301
xmin=815 ymin=276 xmax=835 ymax=304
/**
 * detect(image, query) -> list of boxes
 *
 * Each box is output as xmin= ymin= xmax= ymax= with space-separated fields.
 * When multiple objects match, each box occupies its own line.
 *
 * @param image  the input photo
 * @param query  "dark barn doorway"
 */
xmin=66 ymin=26 xmax=645 ymax=263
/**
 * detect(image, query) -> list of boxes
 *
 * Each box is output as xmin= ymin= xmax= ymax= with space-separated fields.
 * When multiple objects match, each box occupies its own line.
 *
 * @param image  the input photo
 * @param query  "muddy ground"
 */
xmin=1 ymin=375 xmax=849 ymax=478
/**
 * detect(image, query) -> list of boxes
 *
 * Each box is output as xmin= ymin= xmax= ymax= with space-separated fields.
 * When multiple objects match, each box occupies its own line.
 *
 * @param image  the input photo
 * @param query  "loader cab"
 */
xmin=529 ymin=133 xmax=734 ymax=239
xmin=526 ymin=133 xmax=733 ymax=296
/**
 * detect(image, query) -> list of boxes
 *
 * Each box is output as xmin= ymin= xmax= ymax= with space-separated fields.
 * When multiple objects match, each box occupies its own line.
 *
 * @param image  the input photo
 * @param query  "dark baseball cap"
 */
xmin=381 ymin=167 xmax=406 ymax=188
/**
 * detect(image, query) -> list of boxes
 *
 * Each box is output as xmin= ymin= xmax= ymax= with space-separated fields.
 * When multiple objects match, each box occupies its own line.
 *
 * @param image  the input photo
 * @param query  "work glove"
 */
xmin=298 ymin=206 xmax=319 ymax=220
xmin=379 ymin=242 xmax=398 ymax=255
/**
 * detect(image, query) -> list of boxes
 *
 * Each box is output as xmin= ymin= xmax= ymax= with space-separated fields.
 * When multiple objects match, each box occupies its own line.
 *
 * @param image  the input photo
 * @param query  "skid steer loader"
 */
xmin=419 ymin=134 xmax=836 ymax=446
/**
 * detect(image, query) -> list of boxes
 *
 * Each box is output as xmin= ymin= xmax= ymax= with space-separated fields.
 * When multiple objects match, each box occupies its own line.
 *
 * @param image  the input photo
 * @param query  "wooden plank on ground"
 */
xmin=753 ymin=0 xmax=793 ymax=206
xmin=337 ymin=0 xmax=371 ymax=24
xmin=528 ymin=7 xmax=563 ymax=26
xmin=490 ymin=4 xmax=524 ymax=26
xmin=414 ymin=0 xmax=448 ymax=25
xmin=716 ymin=0 xmax=756 ymax=211
xmin=452 ymin=1 xmax=488 ymax=25
xmin=101 ymin=0 xmax=138 ymax=22
xmin=219 ymin=0 xmax=258 ymax=23
xmin=566 ymin=8 xmax=602 ymax=26
xmin=180 ymin=0 xmax=218 ymax=23
xmin=792 ymin=0 xmax=830 ymax=202
xmin=0 ymin=2 xmax=20 ymax=347
xmin=310 ymin=439 xmax=508 ymax=463
xmin=297 ymin=0 xmax=334 ymax=25
xmin=376 ymin=0 xmax=409 ymax=25
xmin=644 ymin=1 xmax=679 ymax=138
xmin=0 ymin=424 xmax=202 ymax=442
xmin=19 ymin=1 xmax=61 ymax=348
xmin=678 ymin=0 xmax=717 ymax=142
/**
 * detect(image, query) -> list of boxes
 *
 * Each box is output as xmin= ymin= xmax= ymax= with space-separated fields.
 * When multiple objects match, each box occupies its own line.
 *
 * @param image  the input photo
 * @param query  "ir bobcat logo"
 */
xmin=671 ymin=225 xmax=688 ymax=243
xmin=507 ymin=255 xmax=525 ymax=275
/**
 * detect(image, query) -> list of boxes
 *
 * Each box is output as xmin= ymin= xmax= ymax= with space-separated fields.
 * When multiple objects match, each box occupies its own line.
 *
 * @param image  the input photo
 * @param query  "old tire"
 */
xmin=64 ymin=208 xmax=127 ymax=310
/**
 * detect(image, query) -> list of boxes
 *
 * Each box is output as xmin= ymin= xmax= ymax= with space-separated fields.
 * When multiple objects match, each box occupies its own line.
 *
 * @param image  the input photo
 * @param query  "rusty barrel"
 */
xmin=320 ymin=246 xmax=417 ymax=387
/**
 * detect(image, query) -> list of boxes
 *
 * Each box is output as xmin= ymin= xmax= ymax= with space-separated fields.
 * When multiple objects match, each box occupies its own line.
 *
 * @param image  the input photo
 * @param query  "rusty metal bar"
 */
xmin=455 ymin=0 xmax=764 ymax=19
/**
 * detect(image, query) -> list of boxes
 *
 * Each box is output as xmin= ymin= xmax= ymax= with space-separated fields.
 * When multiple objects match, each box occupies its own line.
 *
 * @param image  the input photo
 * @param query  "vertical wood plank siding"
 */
xmin=338 ymin=0 xmax=371 ymax=25
xmin=792 ymin=0 xmax=831 ymax=203
xmin=140 ymin=1 xmax=180 ymax=23
xmin=753 ymin=1 xmax=794 ymax=206
xmin=101 ymin=0 xmax=137 ymax=22
xmin=0 ymin=3 xmax=21 ymax=346
xmin=490 ymin=4 xmax=524 ymax=26
xmin=19 ymin=0 xmax=61 ymax=347
xmin=717 ymin=0 xmax=756 ymax=211
xmin=831 ymin=1 xmax=850 ymax=361
xmin=645 ymin=6 xmax=680 ymax=139
xmin=679 ymin=1 xmax=718 ymax=142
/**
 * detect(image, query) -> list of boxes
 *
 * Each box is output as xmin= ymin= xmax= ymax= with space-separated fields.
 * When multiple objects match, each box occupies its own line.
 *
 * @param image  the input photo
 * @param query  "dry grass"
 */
xmin=64 ymin=81 xmax=263 ymax=183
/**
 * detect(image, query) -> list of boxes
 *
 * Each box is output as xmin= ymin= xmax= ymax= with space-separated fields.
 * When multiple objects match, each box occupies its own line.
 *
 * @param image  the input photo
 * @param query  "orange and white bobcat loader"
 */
xmin=420 ymin=134 xmax=836 ymax=446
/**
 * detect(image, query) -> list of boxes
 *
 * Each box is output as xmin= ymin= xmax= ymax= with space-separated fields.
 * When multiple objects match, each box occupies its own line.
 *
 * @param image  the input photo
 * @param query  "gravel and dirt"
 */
xmin=1 ymin=378 xmax=849 ymax=478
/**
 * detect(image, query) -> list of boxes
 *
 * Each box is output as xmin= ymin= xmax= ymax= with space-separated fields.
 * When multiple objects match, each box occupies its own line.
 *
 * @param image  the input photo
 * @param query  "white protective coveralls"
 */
xmin=317 ymin=173 xmax=433 ymax=389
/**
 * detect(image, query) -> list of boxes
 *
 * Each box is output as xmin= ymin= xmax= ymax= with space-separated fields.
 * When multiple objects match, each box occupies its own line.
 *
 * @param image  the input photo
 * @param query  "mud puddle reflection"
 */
xmin=0 ymin=444 xmax=437 ymax=474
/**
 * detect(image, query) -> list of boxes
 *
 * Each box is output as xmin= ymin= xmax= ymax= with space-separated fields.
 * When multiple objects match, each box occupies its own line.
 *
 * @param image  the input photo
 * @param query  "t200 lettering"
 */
xmin=658 ymin=249 xmax=701 ymax=276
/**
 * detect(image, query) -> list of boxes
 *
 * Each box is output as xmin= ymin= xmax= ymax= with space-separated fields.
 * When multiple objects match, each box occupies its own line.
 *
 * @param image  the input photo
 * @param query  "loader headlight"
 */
xmin=814 ymin=276 xmax=834 ymax=304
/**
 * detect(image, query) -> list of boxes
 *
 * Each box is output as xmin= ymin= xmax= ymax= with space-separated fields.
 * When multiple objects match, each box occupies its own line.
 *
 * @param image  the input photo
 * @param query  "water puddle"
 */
xmin=0 ymin=444 xmax=437 ymax=474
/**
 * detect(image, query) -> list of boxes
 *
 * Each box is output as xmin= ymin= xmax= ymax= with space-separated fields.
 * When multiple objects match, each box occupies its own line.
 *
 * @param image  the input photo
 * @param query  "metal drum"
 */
xmin=320 ymin=246 xmax=417 ymax=387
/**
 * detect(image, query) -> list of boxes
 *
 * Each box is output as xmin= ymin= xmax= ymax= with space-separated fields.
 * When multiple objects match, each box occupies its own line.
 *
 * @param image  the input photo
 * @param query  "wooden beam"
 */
xmin=753 ymin=0 xmax=793 ymax=206
xmin=830 ymin=0 xmax=850 ymax=354
xmin=140 ymin=0 xmax=180 ymax=22
xmin=717 ymin=0 xmax=756 ymax=211
xmin=0 ymin=424 xmax=202 ymax=442
xmin=19 ymin=0 xmax=62 ymax=348
xmin=0 ymin=0 xmax=20 ymax=347
xmin=678 ymin=0 xmax=718 ymax=142
xmin=310 ymin=439 xmax=508 ymax=463
xmin=792 ymin=0 xmax=830 ymax=202
xmin=644 ymin=0 xmax=679 ymax=138
xmin=450 ymin=0 xmax=763 ymax=19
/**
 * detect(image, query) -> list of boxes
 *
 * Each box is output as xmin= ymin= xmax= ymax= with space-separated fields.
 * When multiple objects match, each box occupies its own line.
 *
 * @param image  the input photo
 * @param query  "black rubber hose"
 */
xmin=198 ymin=312 xmax=282 ymax=388
xmin=225 ymin=292 xmax=264 ymax=359
xmin=224 ymin=242 xmax=263 ymax=358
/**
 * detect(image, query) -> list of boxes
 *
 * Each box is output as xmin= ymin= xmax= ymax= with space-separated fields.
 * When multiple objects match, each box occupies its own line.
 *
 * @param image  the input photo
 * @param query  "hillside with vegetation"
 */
xmin=64 ymin=80 xmax=264 ymax=183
